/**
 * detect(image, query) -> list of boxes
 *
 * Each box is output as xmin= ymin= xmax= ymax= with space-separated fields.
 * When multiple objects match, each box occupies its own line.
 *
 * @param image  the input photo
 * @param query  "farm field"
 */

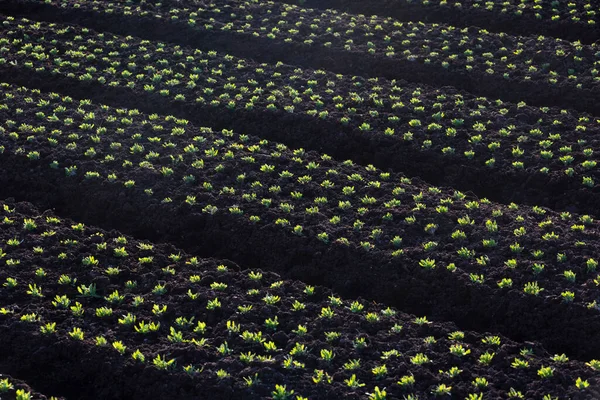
xmin=0 ymin=200 xmax=599 ymax=399
xmin=1 ymin=16 xmax=600 ymax=214
xmin=0 ymin=0 xmax=598 ymax=399
xmin=2 ymin=80 xmax=600 ymax=357
xmin=2 ymin=0 xmax=600 ymax=116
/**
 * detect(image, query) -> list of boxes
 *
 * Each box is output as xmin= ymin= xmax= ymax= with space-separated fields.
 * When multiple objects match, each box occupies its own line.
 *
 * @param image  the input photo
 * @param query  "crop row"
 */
xmin=12 ymin=0 xmax=600 ymax=90
xmin=0 ymin=82 xmax=599 ymax=359
xmin=2 ymin=0 xmax=600 ymax=116
xmin=0 ymin=16 xmax=598 ymax=215
xmin=267 ymin=0 xmax=600 ymax=43
xmin=1 ymin=199 xmax=599 ymax=399
xmin=93 ymin=0 xmax=600 ymax=89
xmin=0 ymin=374 xmax=61 ymax=400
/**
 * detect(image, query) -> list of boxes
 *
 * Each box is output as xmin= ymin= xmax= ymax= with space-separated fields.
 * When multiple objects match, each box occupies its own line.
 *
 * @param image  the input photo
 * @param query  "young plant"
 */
xmin=372 ymin=364 xmax=388 ymax=379
xmin=320 ymin=348 xmax=335 ymax=362
xmin=271 ymin=385 xmax=294 ymax=400
xmin=153 ymin=354 xmax=176 ymax=370
xmin=0 ymin=378 xmax=14 ymax=392
xmin=344 ymin=374 xmax=365 ymax=389
xmin=368 ymin=387 xmax=387 ymax=400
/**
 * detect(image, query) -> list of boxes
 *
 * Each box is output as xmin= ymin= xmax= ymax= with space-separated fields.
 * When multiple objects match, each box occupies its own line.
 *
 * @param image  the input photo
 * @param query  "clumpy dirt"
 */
xmin=0 ymin=17 xmax=599 ymax=215
xmin=0 ymin=1 xmax=598 ymax=398
xmin=0 ymin=84 xmax=599 ymax=363
xmin=2 ymin=0 xmax=599 ymax=117
xmin=0 ymin=372 xmax=65 ymax=400
xmin=269 ymin=0 xmax=600 ymax=44
xmin=0 ymin=200 xmax=598 ymax=399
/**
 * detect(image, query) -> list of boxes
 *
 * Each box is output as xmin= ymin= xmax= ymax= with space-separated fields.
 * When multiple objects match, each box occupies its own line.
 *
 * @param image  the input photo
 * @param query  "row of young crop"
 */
xmin=265 ymin=0 xmax=600 ymax=43
xmin=1 ymin=82 xmax=599 ymax=359
xmin=313 ymin=0 xmax=600 ymax=26
xmin=112 ymin=0 xmax=600 ymax=84
xmin=2 ymin=81 xmax=599 ymax=305
xmin=0 ymin=16 xmax=598 ymax=214
xmin=46 ymin=0 xmax=600 ymax=30
xmin=1 ymin=199 xmax=598 ymax=399
xmin=9 ymin=0 xmax=600 ymax=99
xmin=0 ymin=374 xmax=60 ymax=400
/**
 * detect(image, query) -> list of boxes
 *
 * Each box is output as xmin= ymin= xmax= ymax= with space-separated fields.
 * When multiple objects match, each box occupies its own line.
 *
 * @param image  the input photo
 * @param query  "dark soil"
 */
xmin=0 ymin=22 xmax=599 ymax=218
xmin=270 ymin=0 xmax=600 ymax=44
xmin=1 ymin=0 xmax=600 ymax=116
xmin=0 ymin=200 xmax=598 ymax=399
xmin=0 ymin=372 xmax=65 ymax=400
xmin=1 ymin=83 xmax=599 ymax=363
xmin=0 ymin=0 xmax=599 ymax=398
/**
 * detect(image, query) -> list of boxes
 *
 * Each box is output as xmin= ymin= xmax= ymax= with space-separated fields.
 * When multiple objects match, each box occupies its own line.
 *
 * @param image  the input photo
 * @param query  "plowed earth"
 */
xmin=0 ymin=0 xmax=599 ymax=398
xmin=0 ymin=200 xmax=598 ymax=399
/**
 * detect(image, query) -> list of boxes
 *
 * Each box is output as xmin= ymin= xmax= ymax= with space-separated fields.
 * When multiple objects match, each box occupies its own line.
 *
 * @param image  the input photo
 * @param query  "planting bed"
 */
xmin=1 ymin=82 xmax=600 ymax=361
xmin=1 ymin=0 xmax=600 ymax=397
xmin=2 ymin=0 xmax=600 ymax=116
xmin=0 ymin=199 xmax=598 ymax=399
xmin=270 ymin=0 xmax=600 ymax=44
xmin=88 ymin=0 xmax=600 ymax=89
xmin=0 ymin=374 xmax=64 ymax=400
xmin=0 ymin=17 xmax=599 ymax=215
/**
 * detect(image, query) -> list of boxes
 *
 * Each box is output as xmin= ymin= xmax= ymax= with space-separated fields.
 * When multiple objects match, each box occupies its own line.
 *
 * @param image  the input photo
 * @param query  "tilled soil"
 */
xmin=0 ymin=16 xmax=599 ymax=215
xmin=0 ymin=83 xmax=599 ymax=362
xmin=0 ymin=373 xmax=65 ymax=400
xmin=1 ymin=0 xmax=600 ymax=116
xmin=0 ymin=200 xmax=598 ymax=399
xmin=0 ymin=0 xmax=599 ymax=398
xmin=269 ymin=0 xmax=600 ymax=44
